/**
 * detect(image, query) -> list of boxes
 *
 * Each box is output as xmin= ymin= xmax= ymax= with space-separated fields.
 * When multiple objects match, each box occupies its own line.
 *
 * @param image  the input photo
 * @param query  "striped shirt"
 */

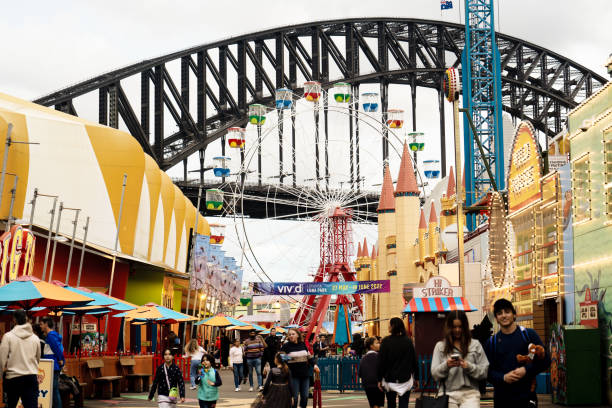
xmin=243 ymin=337 xmax=265 ymax=359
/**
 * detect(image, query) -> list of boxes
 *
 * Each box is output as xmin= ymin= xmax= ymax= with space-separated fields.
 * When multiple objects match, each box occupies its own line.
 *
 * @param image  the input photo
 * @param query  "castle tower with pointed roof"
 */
xmin=376 ymin=163 xmax=398 ymax=326
xmin=395 ymin=143 xmax=421 ymax=283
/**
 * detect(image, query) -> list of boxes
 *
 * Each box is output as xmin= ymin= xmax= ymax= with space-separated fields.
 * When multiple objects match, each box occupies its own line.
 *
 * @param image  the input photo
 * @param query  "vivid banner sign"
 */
xmin=252 ymin=280 xmax=390 ymax=295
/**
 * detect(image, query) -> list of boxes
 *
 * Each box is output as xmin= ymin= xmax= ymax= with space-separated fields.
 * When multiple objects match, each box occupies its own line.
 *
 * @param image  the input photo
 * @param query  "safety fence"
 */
xmin=318 ymin=354 xmax=437 ymax=393
xmin=152 ymin=355 xmax=191 ymax=381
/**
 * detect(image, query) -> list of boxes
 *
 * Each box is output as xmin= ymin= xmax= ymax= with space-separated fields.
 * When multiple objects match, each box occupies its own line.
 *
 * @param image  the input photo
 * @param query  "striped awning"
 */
xmin=403 ymin=297 xmax=477 ymax=313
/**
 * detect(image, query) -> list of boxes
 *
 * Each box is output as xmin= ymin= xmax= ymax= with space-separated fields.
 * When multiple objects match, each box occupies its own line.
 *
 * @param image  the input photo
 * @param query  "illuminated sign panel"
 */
xmin=508 ymin=121 xmax=543 ymax=212
xmin=0 ymin=225 xmax=36 ymax=285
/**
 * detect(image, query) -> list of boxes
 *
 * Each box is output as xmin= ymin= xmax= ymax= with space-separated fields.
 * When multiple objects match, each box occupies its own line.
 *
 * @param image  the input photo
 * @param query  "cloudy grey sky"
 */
xmin=1 ymin=0 xmax=610 ymax=283
xmin=2 ymin=0 xmax=610 ymax=99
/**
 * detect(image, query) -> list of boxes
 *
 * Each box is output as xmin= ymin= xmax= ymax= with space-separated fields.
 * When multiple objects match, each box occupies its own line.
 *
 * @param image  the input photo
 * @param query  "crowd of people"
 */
xmin=0 ymin=297 xmax=550 ymax=408
xmin=148 ymin=298 xmax=549 ymax=408
xmin=358 ymin=298 xmax=551 ymax=408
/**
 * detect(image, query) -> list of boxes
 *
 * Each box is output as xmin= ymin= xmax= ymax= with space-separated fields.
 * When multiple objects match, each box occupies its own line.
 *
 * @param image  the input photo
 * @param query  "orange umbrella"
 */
xmin=0 ymin=276 xmax=93 ymax=310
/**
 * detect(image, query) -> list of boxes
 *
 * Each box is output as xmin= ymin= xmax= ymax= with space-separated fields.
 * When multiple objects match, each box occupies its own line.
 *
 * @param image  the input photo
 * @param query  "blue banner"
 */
xmin=252 ymin=280 xmax=390 ymax=296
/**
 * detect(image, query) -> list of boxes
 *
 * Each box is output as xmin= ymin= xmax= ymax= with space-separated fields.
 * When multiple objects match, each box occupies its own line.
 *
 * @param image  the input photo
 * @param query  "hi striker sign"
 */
xmin=413 ymin=276 xmax=462 ymax=298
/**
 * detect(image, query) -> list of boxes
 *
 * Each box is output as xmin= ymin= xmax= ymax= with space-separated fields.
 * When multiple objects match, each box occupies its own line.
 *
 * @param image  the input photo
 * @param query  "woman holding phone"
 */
xmin=431 ymin=311 xmax=489 ymax=408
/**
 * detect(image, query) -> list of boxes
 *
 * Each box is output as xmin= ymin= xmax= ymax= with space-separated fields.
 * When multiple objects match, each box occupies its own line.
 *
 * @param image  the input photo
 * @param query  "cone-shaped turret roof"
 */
xmin=419 ymin=209 xmax=427 ymax=229
xmin=429 ymin=201 xmax=438 ymax=223
xmin=395 ymin=143 xmax=419 ymax=195
xmin=377 ymin=165 xmax=396 ymax=211
xmin=362 ymin=237 xmax=369 ymax=257
xmin=371 ymin=245 xmax=377 ymax=260
xmin=446 ymin=166 xmax=456 ymax=197
xmin=357 ymin=242 xmax=362 ymax=258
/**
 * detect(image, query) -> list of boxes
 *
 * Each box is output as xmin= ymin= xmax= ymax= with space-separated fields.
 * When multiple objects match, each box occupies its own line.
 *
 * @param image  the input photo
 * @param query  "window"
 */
xmin=605 ymin=140 xmax=612 ymax=221
xmin=572 ymin=153 xmax=591 ymax=224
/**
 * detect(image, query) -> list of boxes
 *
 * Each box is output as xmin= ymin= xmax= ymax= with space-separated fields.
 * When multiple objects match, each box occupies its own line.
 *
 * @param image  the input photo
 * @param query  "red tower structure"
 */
xmin=291 ymin=206 xmax=363 ymax=342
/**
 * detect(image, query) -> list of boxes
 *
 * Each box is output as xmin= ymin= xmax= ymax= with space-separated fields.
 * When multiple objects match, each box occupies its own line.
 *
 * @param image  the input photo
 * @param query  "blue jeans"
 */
xmin=190 ymin=358 xmax=201 ymax=388
xmin=53 ymin=370 xmax=62 ymax=408
xmin=386 ymin=390 xmax=410 ymax=408
xmin=246 ymin=357 xmax=262 ymax=388
xmin=232 ymin=363 xmax=243 ymax=388
xmin=290 ymin=376 xmax=309 ymax=408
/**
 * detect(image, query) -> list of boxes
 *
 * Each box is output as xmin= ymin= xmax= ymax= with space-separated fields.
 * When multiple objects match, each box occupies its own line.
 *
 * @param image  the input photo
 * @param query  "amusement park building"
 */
xmin=0 ymin=92 xmax=210 ymax=349
xmin=567 ymin=80 xmax=612 ymax=402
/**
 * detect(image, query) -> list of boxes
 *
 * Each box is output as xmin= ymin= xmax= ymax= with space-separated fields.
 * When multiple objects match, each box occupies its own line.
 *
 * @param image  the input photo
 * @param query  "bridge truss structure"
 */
xmin=34 ymin=18 xmax=607 ymax=218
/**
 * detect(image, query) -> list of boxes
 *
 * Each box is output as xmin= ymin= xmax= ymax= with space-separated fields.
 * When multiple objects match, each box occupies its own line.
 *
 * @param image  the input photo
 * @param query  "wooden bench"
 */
xmin=119 ymin=356 xmax=151 ymax=393
xmin=86 ymin=359 xmax=122 ymax=399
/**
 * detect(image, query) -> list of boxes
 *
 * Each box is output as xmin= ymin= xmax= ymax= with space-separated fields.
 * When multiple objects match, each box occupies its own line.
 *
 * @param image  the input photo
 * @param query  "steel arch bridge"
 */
xmin=34 ymin=17 xmax=606 ymax=216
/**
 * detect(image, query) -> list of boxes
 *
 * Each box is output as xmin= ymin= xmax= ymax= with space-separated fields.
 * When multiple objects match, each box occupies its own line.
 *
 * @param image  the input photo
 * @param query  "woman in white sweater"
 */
xmin=431 ymin=311 xmax=489 ymax=408
xmin=229 ymin=339 xmax=245 ymax=391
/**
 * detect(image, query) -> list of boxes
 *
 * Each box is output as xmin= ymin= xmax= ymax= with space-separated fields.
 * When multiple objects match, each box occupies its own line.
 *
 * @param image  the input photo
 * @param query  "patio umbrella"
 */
xmin=0 ymin=276 xmax=93 ymax=310
xmin=260 ymin=326 xmax=286 ymax=335
xmin=226 ymin=323 xmax=266 ymax=331
xmin=115 ymin=303 xmax=197 ymax=323
xmin=195 ymin=314 xmax=248 ymax=327
xmin=116 ymin=303 xmax=197 ymax=354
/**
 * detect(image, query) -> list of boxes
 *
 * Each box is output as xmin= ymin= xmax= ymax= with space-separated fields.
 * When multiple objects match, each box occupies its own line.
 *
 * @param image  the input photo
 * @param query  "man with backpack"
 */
xmin=484 ymin=299 xmax=550 ymax=408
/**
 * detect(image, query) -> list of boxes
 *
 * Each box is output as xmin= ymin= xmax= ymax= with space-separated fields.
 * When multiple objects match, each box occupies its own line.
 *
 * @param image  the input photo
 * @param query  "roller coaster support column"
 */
xmin=461 ymin=0 xmax=505 ymax=230
xmin=354 ymin=84 xmax=361 ymax=192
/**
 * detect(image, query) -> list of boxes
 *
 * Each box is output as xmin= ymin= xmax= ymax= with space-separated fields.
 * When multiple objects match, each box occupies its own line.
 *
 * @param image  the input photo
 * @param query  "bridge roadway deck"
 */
xmin=176 ymin=179 xmax=381 ymax=222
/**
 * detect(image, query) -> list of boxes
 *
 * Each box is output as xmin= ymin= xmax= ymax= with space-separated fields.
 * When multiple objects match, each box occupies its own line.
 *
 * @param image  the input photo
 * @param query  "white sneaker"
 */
xmin=235 ymin=387 xmax=240 ymax=392
xmin=190 ymin=386 xmax=196 ymax=390
xmin=258 ymin=386 xmax=264 ymax=391
xmin=249 ymin=387 xmax=254 ymax=392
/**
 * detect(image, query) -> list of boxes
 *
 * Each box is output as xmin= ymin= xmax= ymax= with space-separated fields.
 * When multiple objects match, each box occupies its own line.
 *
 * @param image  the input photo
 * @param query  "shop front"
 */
xmin=490 ymin=121 xmax=565 ymax=344
xmin=403 ymin=276 xmax=476 ymax=357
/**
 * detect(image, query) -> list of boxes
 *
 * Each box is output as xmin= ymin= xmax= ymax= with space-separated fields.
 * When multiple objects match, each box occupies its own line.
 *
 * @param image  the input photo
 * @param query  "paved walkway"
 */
xmin=81 ymin=370 xmax=566 ymax=407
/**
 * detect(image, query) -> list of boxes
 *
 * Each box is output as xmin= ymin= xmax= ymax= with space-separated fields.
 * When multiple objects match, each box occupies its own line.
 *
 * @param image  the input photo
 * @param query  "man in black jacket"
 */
xmin=312 ymin=334 xmax=329 ymax=358
xmin=359 ymin=337 xmax=384 ymax=408
xmin=377 ymin=317 xmax=417 ymax=408
xmin=264 ymin=328 xmax=281 ymax=373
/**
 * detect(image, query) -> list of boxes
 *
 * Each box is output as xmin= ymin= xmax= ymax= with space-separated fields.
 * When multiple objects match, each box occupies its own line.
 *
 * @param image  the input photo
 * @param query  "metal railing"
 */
xmin=317 ymin=354 xmax=438 ymax=393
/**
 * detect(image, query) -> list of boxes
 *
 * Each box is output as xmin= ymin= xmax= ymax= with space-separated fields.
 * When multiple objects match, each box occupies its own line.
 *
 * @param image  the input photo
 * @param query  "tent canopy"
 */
xmin=403 ymin=297 xmax=477 ymax=313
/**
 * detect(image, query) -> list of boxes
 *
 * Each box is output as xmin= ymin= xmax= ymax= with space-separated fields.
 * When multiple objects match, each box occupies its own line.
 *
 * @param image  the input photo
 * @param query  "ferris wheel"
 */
xmin=204 ymin=82 xmax=442 ymax=309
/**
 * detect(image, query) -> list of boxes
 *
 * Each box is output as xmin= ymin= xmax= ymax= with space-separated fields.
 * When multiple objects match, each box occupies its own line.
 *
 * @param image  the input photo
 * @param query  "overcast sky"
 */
xmin=2 ymin=0 xmax=610 ymax=284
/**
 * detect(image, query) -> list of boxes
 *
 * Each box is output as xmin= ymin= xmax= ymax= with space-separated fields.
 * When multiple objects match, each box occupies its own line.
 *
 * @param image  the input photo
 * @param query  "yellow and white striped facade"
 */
xmin=0 ymin=92 xmax=209 ymax=273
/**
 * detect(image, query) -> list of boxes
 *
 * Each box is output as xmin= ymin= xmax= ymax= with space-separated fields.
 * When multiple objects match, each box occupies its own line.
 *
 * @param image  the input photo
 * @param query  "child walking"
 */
xmin=262 ymin=352 xmax=293 ymax=408
xmin=358 ymin=337 xmax=385 ymax=408
xmin=197 ymin=354 xmax=223 ymax=408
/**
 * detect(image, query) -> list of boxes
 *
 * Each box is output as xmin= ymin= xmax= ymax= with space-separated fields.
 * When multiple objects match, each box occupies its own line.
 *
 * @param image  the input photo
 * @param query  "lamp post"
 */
xmin=47 ymin=202 xmax=64 ymax=283
xmin=4 ymin=174 xmax=18 ymax=232
xmin=104 ymin=174 xmax=128 ymax=342
xmin=184 ymin=186 xmax=202 ymax=346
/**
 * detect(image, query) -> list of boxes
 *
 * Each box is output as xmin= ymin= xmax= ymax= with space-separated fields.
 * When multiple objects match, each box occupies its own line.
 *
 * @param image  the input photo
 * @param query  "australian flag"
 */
xmin=441 ymin=0 xmax=453 ymax=10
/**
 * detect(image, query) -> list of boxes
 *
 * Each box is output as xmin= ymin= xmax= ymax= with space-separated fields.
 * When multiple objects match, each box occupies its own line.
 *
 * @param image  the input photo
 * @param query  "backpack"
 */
xmin=488 ymin=325 xmax=532 ymax=355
